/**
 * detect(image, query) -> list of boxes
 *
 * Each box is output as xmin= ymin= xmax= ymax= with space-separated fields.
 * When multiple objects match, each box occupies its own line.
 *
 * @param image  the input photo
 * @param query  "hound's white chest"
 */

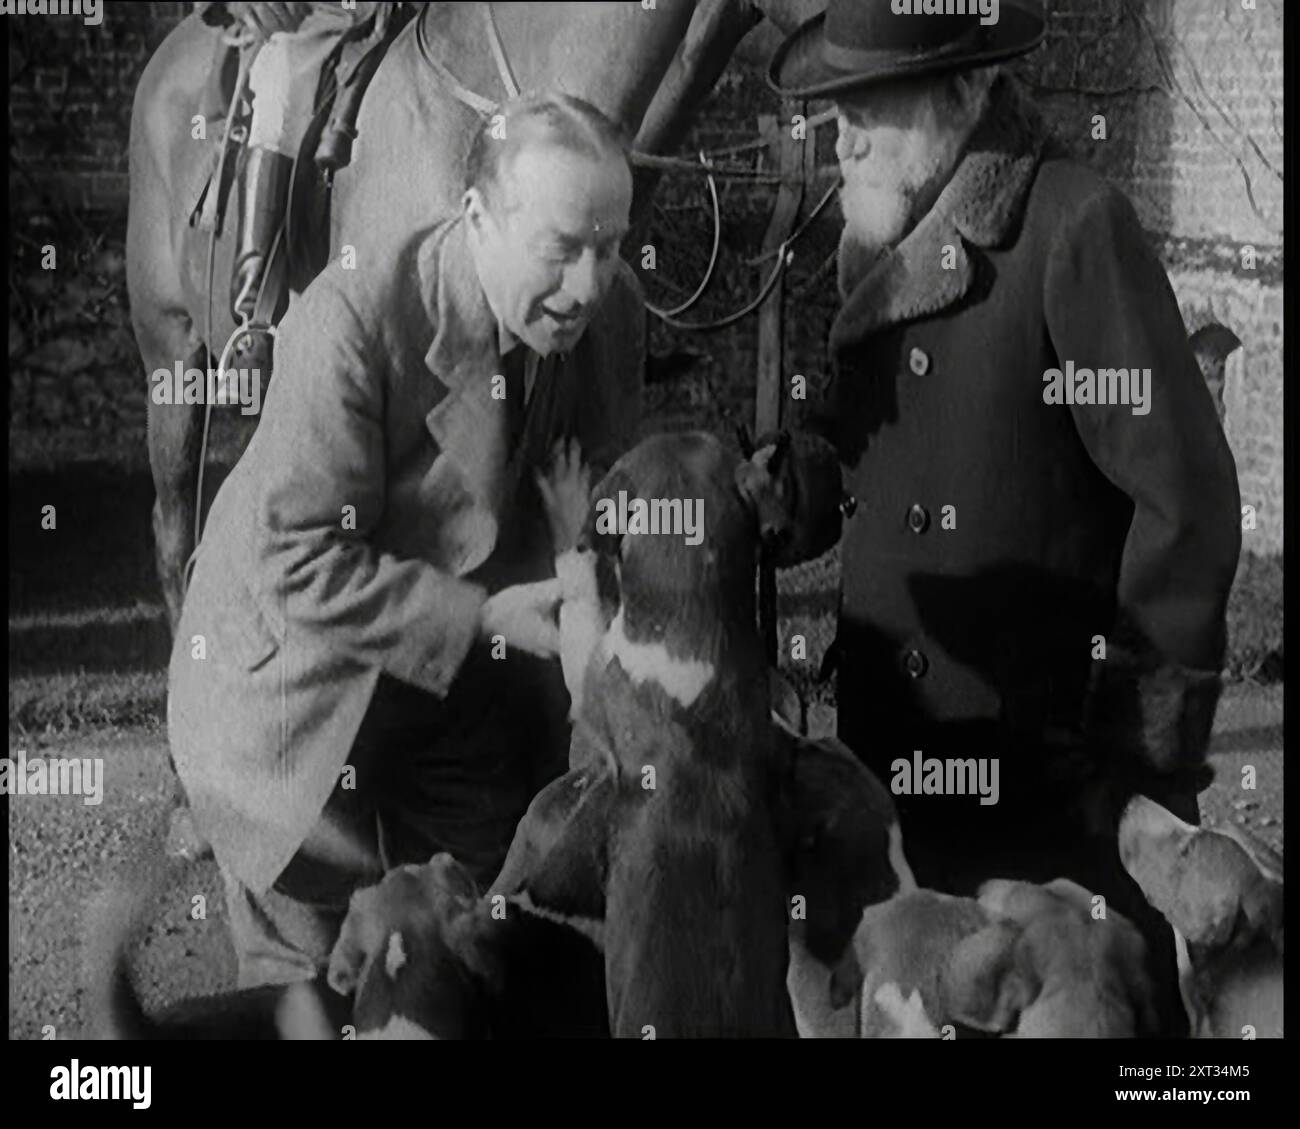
xmin=600 ymin=609 xmax=715 ymax=708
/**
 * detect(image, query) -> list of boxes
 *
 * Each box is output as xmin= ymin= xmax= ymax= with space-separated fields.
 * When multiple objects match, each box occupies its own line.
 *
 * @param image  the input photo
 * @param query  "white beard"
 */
xmin=837 ymin=177 xmax=914 ymax=299
xmin=840 ymin=176 xmax=914 ymax=257
xmin=835 ymin=132 xmax=963 ymax=297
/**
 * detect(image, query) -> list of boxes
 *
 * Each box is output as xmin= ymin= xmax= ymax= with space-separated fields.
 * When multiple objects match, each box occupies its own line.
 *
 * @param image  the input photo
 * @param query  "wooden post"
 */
xmin=755 ymin=110 xmax=803 ymax=436
xmin=755 ymin=103 xmax=806 ymax=667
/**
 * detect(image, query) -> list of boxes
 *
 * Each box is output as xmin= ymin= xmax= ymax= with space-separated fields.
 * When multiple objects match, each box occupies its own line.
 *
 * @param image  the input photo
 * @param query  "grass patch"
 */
xmin=1226 ymin=551 xmax=1284 ymax=681
xmin=8 ymin=671 xmax=165 ymax=739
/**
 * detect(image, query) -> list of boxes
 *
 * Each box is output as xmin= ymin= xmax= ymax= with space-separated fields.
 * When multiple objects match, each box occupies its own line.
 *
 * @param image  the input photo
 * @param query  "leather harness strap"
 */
xmin=483 ymin=2 xmax=521 ymax=101
xmin=416 ymin=1 xmax=522 ymax=117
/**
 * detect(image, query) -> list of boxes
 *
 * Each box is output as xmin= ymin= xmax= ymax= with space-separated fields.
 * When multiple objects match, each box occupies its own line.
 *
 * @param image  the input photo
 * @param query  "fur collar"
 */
xmin=830 ymin=77 xmax=1049 ymax=351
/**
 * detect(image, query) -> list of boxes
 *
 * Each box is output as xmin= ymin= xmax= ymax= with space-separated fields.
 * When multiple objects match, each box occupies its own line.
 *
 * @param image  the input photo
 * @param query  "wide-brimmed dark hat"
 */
xmin=769 ymin=0 xmax=1046 ymax=100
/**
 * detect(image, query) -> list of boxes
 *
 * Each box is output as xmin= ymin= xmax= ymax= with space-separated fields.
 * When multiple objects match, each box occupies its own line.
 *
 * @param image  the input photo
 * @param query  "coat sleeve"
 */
xmin=1043 ymin=184 xmax=1241 ymax=782
xmin=248 ymin=279 xmax=486 ymax=698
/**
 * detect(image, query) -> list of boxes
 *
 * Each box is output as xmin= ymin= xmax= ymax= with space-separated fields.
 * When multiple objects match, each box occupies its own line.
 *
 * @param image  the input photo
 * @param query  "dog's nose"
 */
xmin=762 ymin=522 xmax=792 ymax=550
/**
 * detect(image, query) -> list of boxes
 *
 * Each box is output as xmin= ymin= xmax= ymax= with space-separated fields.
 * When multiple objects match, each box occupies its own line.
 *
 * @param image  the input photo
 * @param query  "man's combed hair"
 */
xmin=464 ymin=91 xmax=630 ymax=208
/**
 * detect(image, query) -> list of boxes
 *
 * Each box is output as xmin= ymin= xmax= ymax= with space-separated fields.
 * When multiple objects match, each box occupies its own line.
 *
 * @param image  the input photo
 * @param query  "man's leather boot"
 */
xmin=231 ymin=145 xmax=293 ymax=323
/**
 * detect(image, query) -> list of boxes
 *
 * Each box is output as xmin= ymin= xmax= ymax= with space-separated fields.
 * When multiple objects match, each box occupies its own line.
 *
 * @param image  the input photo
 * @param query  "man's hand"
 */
xmin=479 ymin=579 xmax=563 ymax=658
xmin=535 ymin=438 xmax=591 ymax=554
xmin=226 ymin=2 xmax=313 ymax=40
xmin=555 ymin=549 xmax=603 ymax=718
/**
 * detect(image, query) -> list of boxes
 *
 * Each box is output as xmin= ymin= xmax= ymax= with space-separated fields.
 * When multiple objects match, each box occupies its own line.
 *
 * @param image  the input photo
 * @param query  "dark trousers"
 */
xmin=358 ymin=647 xmax=571 ymax=883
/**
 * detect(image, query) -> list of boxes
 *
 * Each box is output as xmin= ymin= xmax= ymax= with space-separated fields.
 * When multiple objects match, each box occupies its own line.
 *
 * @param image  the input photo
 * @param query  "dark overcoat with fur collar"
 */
xmin=805 ymin=79 xmax=1240 ymax=837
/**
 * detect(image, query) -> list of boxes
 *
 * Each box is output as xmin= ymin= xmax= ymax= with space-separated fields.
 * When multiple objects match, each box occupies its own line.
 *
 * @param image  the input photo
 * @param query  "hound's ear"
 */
xmin=828 ymin=944 xmax=865 ymax=1011
xmin=580 ymin=467 xmax=636 ymax=558
xmin=942 ymin=921 xmax=1038 ymax=1034
xmin=444 ymin=907 xmax=503 ymax=990
xmin=736 ymin=432 xmax=844 ymax=567
xmin=734 ymin=433 xmax=795 ymax=552
xmin=327 ymin=884 xmax=386 ymax=997
xmin=420 ymin=852 xmax=480 ymax=907
xmin=274 ymin=981 xmax=337 ymax=1040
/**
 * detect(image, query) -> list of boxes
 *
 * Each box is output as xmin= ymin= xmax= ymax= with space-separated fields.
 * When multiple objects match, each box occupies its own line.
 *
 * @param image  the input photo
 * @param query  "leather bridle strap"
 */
xmin=417 ymin=1 xmax=520 ymax=117
xmin=483 ymin=2 xmax=521 ymax=101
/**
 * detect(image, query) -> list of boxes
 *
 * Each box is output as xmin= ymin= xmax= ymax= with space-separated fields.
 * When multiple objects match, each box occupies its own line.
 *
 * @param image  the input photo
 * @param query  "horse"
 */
xmin=127 ymin=0 xmax=817 ymax=629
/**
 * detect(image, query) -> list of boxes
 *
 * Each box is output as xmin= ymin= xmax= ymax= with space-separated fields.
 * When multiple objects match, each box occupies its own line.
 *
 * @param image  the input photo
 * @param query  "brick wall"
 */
xmin=8 ymin=1 xmax=190 ymax=211
xmin=1021 ymin=0 xmax=1284 ymax=554
xmin=8 ymin=0 xmax=1284 ymax=551
xmin=646 ymin=0 xmax=1284 ymax=554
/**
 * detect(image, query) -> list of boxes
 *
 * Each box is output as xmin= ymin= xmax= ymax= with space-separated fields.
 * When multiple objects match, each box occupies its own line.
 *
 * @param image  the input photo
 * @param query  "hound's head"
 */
xmin=1119 ymin=796 xmax=1283 ymax=1037
xmin=971 ymin=878 xmax=1160 ymax=1038
xmin=580 ymin=431 xmax=835 ymax=663
xmin=776 ymin=730 xmax=913 ymax=968
xmin=852 ymin=880 xmax=1159 ymax=1038
xmin=327 ymin=854 xmax=497 ymax=1039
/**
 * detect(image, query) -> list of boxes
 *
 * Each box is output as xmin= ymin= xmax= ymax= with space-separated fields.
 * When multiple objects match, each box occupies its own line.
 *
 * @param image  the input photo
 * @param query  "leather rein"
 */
xmin=413 ymin=1 xmax=838 ymax=334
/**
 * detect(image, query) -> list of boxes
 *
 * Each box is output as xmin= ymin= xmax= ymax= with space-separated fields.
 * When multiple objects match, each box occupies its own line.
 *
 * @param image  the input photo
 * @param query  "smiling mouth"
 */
xmin=542 ymin=306 xmax=582 ymax=325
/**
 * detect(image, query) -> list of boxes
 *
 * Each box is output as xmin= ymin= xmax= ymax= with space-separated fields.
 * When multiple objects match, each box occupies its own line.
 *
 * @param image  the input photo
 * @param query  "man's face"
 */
xmin=834 ymin=80 xmax=964 ymax=260
xmin=468 ymin=143 xmax=632 ymax=357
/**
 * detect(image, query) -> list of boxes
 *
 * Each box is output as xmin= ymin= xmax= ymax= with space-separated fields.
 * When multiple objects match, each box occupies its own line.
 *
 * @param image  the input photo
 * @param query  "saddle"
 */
xmin=189 ymin=2 xmax=413 ymax=326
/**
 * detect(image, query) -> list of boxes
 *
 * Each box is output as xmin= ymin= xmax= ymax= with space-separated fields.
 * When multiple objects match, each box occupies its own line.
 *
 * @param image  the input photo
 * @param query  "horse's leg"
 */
xmin=128 ymin=153 xmax=204 ymax=632
xmin=139 ymin=313 xmax=205 ymax=633
xmin=128 ymin=14 xmax=213 ymax=633
xmin=130 ymin=206 xmax=219 ymax=863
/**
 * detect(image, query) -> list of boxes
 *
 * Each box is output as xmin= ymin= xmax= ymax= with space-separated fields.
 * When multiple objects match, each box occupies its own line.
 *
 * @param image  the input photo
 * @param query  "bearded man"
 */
xmin=769 ymin=0 xmax=1240 ymax=1033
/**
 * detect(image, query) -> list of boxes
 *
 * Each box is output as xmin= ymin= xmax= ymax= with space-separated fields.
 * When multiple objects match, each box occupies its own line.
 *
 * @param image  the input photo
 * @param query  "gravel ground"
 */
xmin=6 ymin=684 xmax=1282 ymax=1039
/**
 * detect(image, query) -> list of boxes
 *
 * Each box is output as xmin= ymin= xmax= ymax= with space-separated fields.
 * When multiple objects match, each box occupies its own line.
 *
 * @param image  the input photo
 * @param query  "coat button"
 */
xmin=908 ymin=347 xmax=930 ymax=376
xmin=840 ymin=492 xmax=858 ymax=518
xmin=907 ymin=503 xmax=930 ymax=533
xmin=902 ymin=648 xmax=928 ymax=678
